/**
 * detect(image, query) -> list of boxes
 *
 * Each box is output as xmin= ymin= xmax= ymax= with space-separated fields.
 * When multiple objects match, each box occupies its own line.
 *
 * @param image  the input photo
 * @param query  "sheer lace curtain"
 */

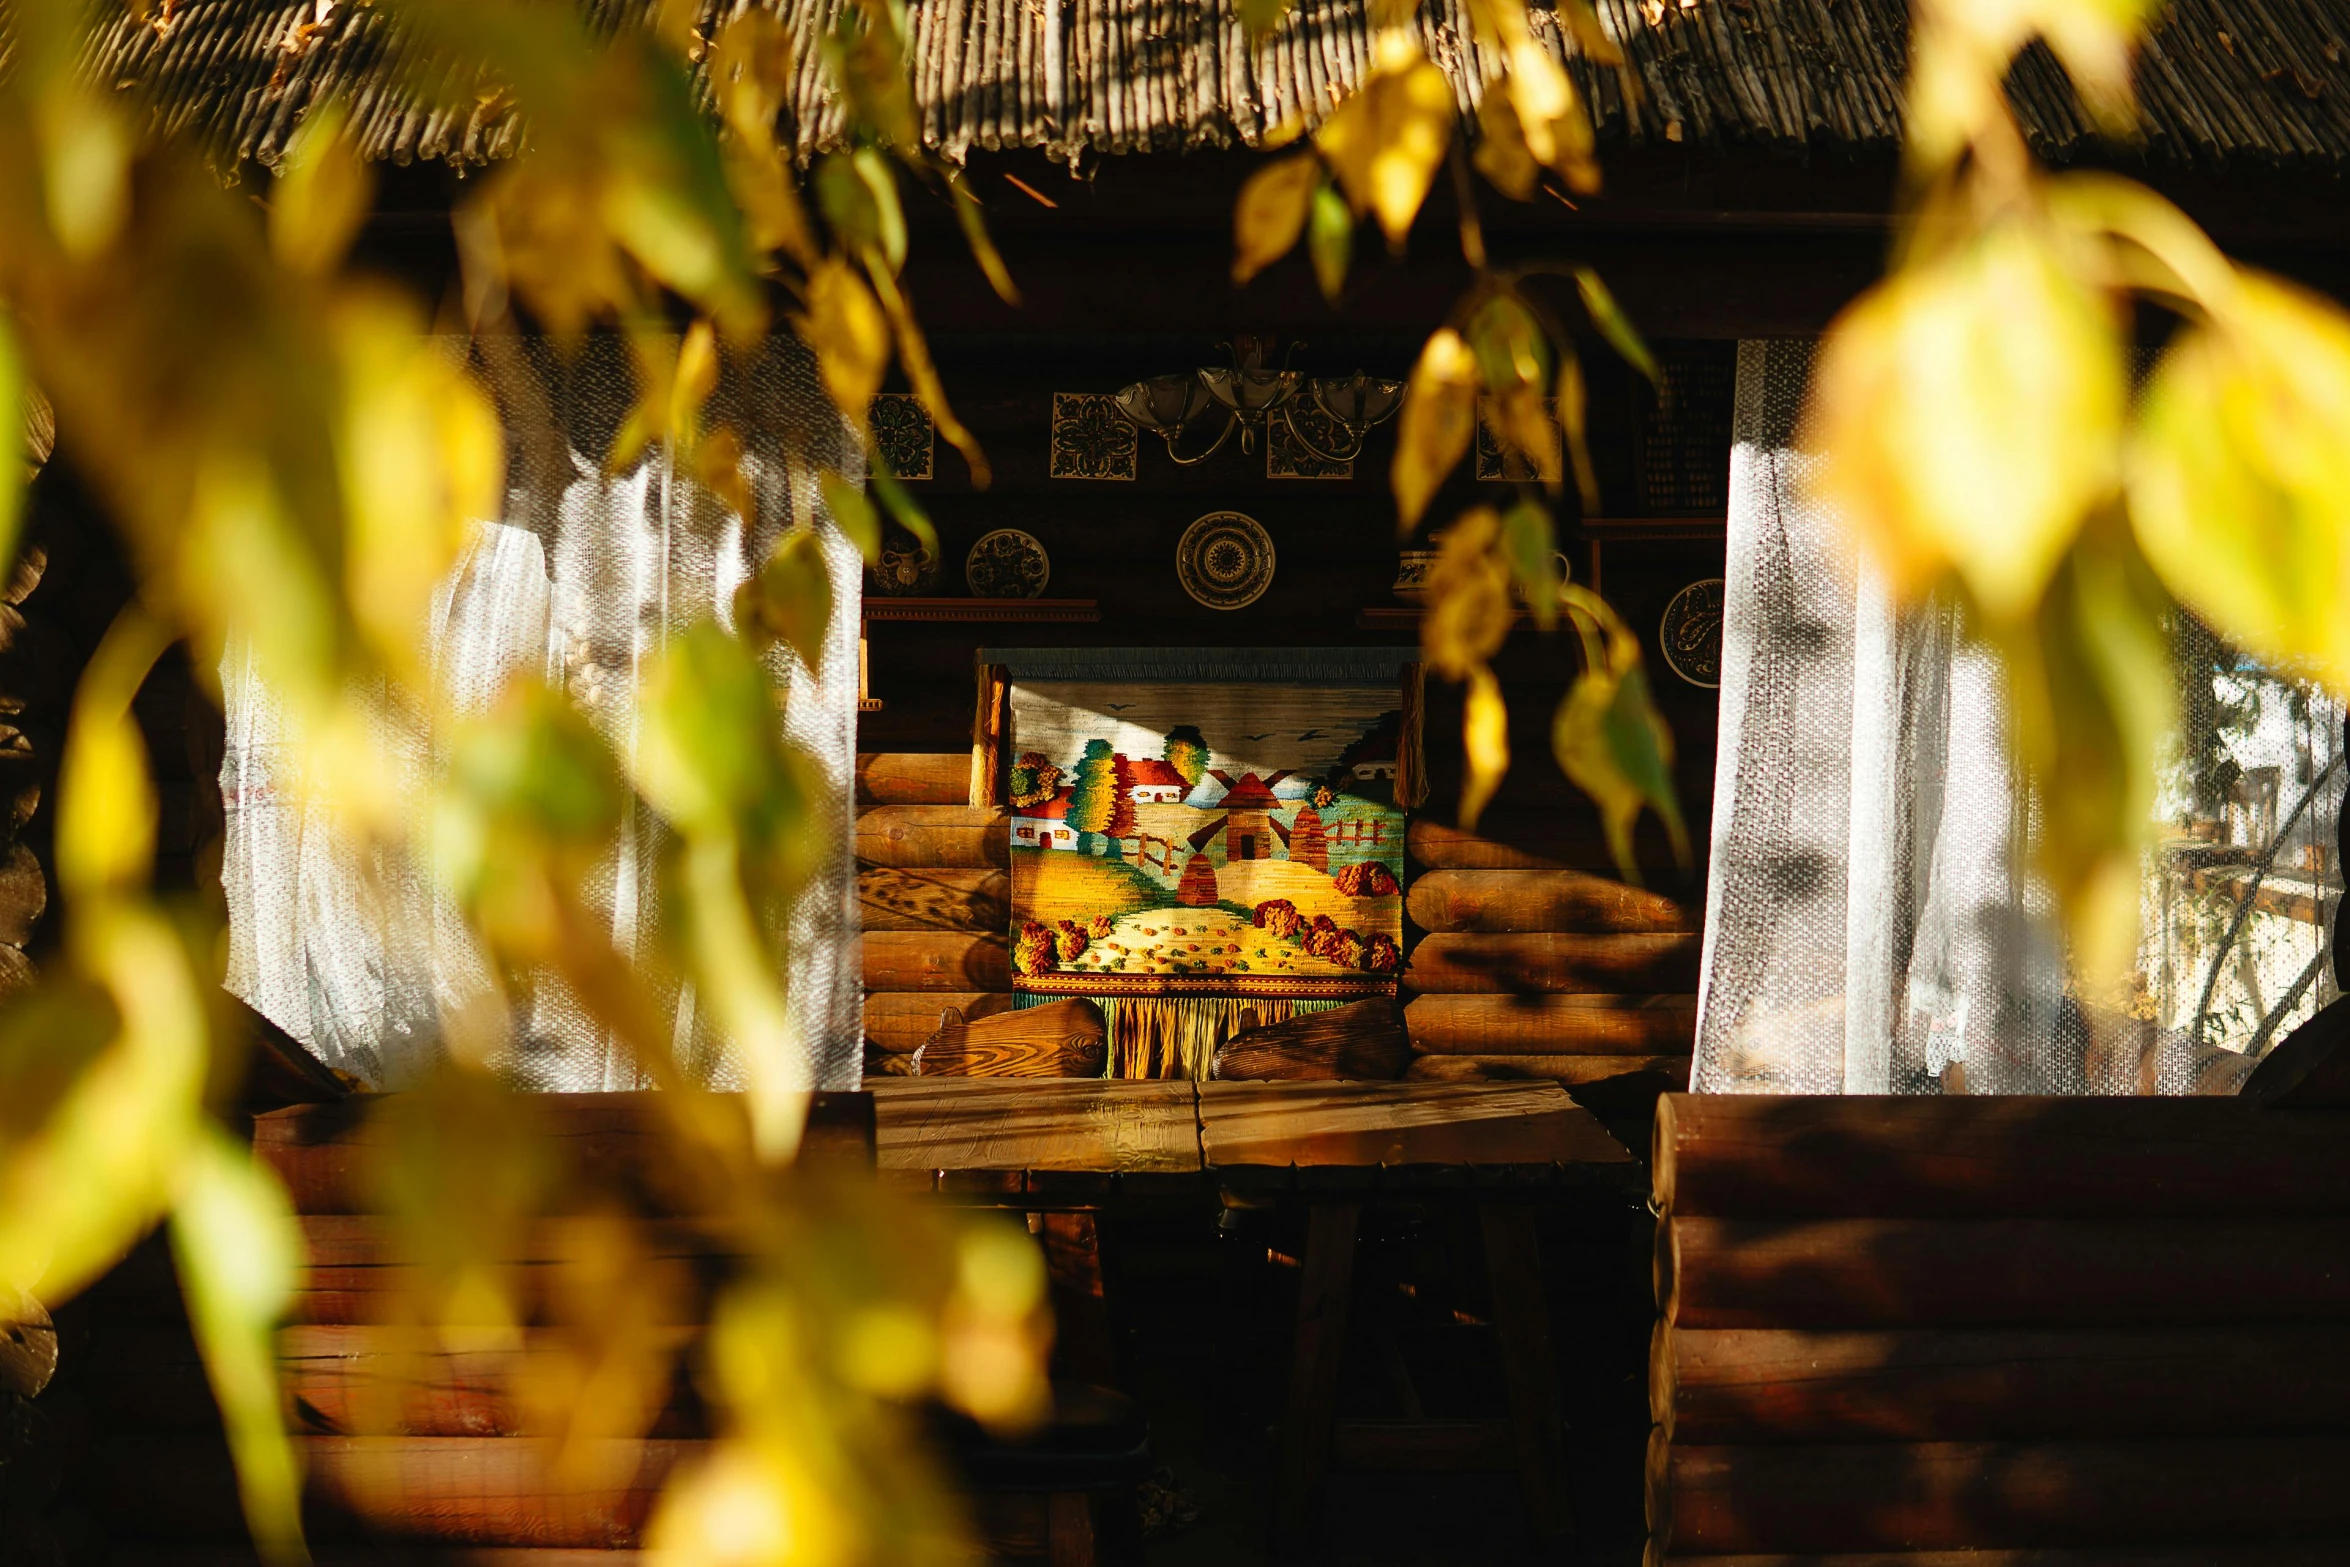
xmin=1694 ymin=341 xmax=2343 ymax=1096
xmin=219 ymin=335 xmax=865 ymax=1092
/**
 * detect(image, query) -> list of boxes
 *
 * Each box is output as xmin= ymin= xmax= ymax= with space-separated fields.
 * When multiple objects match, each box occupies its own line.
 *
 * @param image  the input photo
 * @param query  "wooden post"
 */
xmin=971 ymin=662 xmax=1008 ymax=808
xmin=1480 ymin=1202 xmax=1572 ymax=1543
xmin=1273 ymin=1201 xmax=1360 ymax=1553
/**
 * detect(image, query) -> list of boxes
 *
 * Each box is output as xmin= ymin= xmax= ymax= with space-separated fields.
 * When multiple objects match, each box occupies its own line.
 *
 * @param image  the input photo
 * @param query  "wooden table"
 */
xmin=873 ymin=1077 xmax=1634 ymax=1550
xmin=1199 ymin=1082 xmax=1634 ymax=1550
xmin=873 ymin=1078 xmax=1202 ymax=1385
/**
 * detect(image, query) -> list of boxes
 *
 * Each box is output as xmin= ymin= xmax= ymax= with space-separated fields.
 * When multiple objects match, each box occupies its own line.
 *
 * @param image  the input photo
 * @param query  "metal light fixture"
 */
xmin=1112 ymin=336 xmax=1405 ymax=467
xmin=1113 ymin=373 xmax=1228 ymax=464
xmin=1291 ymin=370 xmax=1407 ymax=464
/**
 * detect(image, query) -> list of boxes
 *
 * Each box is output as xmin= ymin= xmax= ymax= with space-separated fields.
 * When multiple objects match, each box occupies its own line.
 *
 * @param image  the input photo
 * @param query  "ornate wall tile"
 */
xmin=1267 ymin=400 xmax=1354 ymax=479
xmin=869 ymin=393 xmax=934 ymax=480
xmin=1050 ymin=392 xmax=1138 ymax=480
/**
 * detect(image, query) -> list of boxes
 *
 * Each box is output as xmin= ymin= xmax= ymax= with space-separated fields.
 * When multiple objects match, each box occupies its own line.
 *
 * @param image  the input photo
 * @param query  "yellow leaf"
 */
xmin=1313 ymin=33 xmax=1455 ymax=249
xmin=709 ymin=9 xmax=797 ymax=145
xmin=1804 ymin=220 xmax=2124 ymax=623
xmin=694 ymin=423 xmax=754 ymax=521
xmin=336 ymin=293 xmax=504 ymax=681
xmin=1459 ymin=667 xmax=1510 ymax=831
xmin=1571 ymin=265 xmax=1657 ymax=383
xmin=1472 ymin=81 xmax=1540 ymax=201
xmin=1392 ymin=328 xmax=1480 ymax=531
xmin=0 ymin=323 xmax=23 ymax=582
xmin=1232 ymin=154 xmax=1320 ymax=287
xmin=797 ymin=259 xmax=892 ymax=439
xmin=272 ymin=101 xmax=374 ymax=278
xmin=1500 ymin=497 xmax=1560 ymax=631
xmin=948 ymin=171 xmax=1021 ymax=306
xmin=865 ymin=261 xmax=991 ymax=489
xmin=821 ymin=471 xmax=883 ymax=564
xmin=1557 ymin=355 xmax=1599 ymax=511
xmin=1908 ymin=0 xmax=2155 ymax=175
xmin=1992 ymin=530 xmax=2173 ymax=982
xmin=1308 ymin=182 xmax=1353 ymax=305
xmin=736 ymin=529 xmax=836 ymax=671
xmin=1238 ymin=0 xmax=1296 ymax=36
xmin=1465 ymin=0 xmax=1600 ymax=192
xmin=814 ymin=149 xmax=907 ymax=274
xmin=646 ymin=1437 xmax=856 ymax=1567
xmin=1552 ymin=584 xmax=1687 ymax=883
xmin=57 ymin=609 xmax=170 ymax=904
xmin=1420 ymin=508 xmax=1515 ymax=679
xmin=35 ymin=87 xmax=130 ymax=258
xmin=172 ymin=1130 xmax=309 ymax=1567
xmin=2128 ymin=274 xmax=2350 ymax=693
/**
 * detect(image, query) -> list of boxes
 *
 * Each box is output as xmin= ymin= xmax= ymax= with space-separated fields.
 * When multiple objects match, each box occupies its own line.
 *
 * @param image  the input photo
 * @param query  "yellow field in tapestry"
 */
xmin=1009 ymin=847 xmax=1162 ymax=928
xmin=1214 ymin=857 xmax=1398 ymax=929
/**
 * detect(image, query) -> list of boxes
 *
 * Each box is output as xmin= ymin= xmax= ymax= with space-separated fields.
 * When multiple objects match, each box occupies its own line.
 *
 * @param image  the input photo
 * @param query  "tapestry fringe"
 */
xmin=1015 ymin=993 xmax=1346 ymax=1079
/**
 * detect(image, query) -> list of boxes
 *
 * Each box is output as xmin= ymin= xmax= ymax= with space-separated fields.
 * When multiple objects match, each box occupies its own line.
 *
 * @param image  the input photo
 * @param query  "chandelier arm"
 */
xmin=1160 ymin=413 xmax=1239 ymax=465
xmin=1277 ymin=405 xmax=1366 ymax=464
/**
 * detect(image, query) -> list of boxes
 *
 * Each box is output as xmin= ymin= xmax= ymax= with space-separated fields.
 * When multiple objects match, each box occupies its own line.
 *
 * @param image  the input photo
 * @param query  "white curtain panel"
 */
xmin=219 ymin=334 xmax=865 ymax=1092
xmin=1694 ymin=340 xmax=2091 ymax=1094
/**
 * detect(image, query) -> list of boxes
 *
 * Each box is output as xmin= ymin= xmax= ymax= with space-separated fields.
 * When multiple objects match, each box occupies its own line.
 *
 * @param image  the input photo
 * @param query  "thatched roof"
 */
xmin=81 ymin=0 xmax=2350 ymax=174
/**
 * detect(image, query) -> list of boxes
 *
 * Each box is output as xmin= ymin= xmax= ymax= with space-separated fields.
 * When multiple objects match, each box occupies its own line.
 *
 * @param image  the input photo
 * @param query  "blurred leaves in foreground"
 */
xmin=1807 ymin=0 xmax=2350 ymax=978
xmin=4 ymin=0 xmax=2350 ymax=1564
xmin=0 ymin=0 xmax=1046 ymax=1561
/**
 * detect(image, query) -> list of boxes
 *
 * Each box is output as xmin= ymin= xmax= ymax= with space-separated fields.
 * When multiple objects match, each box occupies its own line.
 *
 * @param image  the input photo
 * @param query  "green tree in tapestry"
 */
xmin=1066 ymin=738 xmax=1134 ymax=858
xmin=1163 ymin=725 xmax=1209 ymax=790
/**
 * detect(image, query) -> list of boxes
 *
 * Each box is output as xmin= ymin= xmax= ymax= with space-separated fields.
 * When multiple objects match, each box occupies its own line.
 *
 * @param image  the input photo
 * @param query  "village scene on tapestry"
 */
xmin=1006 ymin=679 xmax=1407 ymax=997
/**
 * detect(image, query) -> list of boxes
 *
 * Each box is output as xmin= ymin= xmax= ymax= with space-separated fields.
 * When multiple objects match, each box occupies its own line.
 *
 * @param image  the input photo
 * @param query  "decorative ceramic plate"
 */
xmin=1660 ymin=577 xmax=1726 ymax=688
xmin=965 ymin=528 xmax=1051 ymax=599
xmin=1176 ymin=511 xmax=1276 ymax=611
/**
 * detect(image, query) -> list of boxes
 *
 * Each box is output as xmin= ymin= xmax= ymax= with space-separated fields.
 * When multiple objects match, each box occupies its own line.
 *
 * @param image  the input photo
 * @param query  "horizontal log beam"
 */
xmin=860 ymin=931 xmax=1013 ymax=992
xmin=1654 ymin=1324 xmax=2350 ymax=1444
xmin=1403 ymin=932 xmax=1700 ymax=995
xmin=253 ymin=1093 xmax=874 ymax=1216
xmin=1651 ymin=1434 xmax=2350 ymax=1556
xmin=857 ymin=867 xmax=1009 ymax=932
xmin=1405 ymin=1054 xmax=1691 ymax=1087
xmin=855 ymin=751 xmax=969 ymax=806
xmin=1405 ymin=993 xmax=1696 ymax=1053
xmin=854 ymin=805 xmax=1008 ymax=868
xmin=1653 ymin=1094 xmax=2350 ymax=1219
xmin=1405 ymin=868 xmax=1692 ymax=934
xmin=863 ymin=991 xmax=1016 ymax=1053
xmin=1406 ymin=815 xmax=1617 ymax=872
xmin=1661 ymin=1217 xmax=2350 ymax=1330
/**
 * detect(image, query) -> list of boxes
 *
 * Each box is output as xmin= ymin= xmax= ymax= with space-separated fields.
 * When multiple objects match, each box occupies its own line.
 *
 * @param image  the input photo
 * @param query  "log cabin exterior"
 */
xmin=10 ymin=1 xmax=2350 ymax=1564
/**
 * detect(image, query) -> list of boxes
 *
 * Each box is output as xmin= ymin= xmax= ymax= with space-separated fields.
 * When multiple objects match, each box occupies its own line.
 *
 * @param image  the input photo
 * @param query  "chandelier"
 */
xmin=1113 ymin=335 xmax=1405 ymax=466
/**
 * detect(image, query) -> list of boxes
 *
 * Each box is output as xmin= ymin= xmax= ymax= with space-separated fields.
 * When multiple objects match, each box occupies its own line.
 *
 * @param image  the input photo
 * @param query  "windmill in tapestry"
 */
xmin=1007 ymin=680 xmax=1406 ymax=1000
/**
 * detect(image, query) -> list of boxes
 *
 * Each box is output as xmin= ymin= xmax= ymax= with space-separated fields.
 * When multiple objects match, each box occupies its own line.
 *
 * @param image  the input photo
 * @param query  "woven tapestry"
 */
xmin=996 ymin=650 xmax=1410 ymax=1073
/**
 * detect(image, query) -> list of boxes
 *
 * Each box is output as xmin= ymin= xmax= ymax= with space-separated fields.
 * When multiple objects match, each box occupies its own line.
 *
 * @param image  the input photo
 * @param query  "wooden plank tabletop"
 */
xmin=1196 ymin=1081 xmax=1633 ymax=1176
xmin=870 ymin=1078 xmax=1202 ymax=1174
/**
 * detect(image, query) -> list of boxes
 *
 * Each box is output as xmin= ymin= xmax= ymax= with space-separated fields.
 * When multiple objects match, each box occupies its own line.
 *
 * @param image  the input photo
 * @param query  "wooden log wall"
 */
xmin=1400 ymin=811 xmax=1703 ymax=1091
xmin=1645 ymin=1093 xmax=2350 ymax=1565
xmin=857 ymin=754 xmax=1015 ymax=1074
xmin=856 ymin=750 xmax=1714 ymax=1084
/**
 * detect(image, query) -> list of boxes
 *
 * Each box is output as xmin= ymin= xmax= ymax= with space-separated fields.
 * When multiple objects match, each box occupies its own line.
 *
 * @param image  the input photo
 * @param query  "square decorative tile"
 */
xmin=869 ymin=393 xmax=934 ymax=480
xmin=1475 ymin=396 xmax=1561 ymax=481
xmin=1267 ymin=401 xmax=1354 ymax=479
xmin=1050 ymin=392 xmax=1138 ymax=480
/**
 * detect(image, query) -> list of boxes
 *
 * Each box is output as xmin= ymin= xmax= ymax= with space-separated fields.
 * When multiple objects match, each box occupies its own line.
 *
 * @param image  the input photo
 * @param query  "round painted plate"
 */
xmin=1176 ymin=511 xmax=1276 ymax=611
xmin=1660 ymin=577 xmax=1726 ymax=688
xmin=965 ymin=528 xmax=1051 ymax=599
